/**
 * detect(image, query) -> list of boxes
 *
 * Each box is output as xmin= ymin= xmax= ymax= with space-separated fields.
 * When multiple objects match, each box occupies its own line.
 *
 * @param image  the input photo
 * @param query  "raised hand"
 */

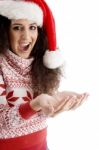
xmin=30 ymin=91 xmax=89 ymax=117
xmin=30 ymin=93 xmax=68 ymax=116
xmin=51 ymin=91 xmax=89 ymax=117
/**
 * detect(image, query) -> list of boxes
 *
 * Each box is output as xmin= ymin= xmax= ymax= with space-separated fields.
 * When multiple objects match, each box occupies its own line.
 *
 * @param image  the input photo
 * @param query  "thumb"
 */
xmin=42 ymin=104 xmax=54 ymax=116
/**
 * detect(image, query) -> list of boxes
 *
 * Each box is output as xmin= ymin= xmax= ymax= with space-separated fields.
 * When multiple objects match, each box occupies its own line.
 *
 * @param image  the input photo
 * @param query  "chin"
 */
xmin=22 ymin=55 xmax=30 ymax=59
xmin=18 ymin=53 xmax=30 ymax=59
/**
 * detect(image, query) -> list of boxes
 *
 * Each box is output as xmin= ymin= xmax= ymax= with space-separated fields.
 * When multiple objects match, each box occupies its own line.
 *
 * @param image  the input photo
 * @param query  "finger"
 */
xmin=54 ymin=98 xmax=68 ymax=112
xmin=63 ymin=96 xmax=77 ymax=110
xmin=52 ymin=93 xmax=89 ymax=115
xmin=69 ymin=94 xmax=83 ymax=110
xmin=76 ymin=93 xmax=89 ymax=106
xmin=54 ymin=95 xmax=76 ymax=112
xmin=51 ymin=96 xmax=71 ymax=117
xmin=71 ymin=93 xmax=89 ymax=110
xmin=42 ymin=103 xmax=54 ymax=116
xmin=54 ymin=95 xmax=71 ymax=111
xmin=52 ymin=95 xmax=79 ymax=117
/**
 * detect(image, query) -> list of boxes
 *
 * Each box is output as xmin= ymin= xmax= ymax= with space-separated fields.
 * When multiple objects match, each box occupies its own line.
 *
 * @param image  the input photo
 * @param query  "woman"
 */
xmin=0 ymin=0 xmax=88 ymax=150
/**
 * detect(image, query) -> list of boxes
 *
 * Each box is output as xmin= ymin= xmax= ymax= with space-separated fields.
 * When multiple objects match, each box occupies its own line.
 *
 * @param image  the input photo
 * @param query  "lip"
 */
xmin=19 ymin=42 xmax=31 ymax=46
xmin=18 ymin=43 xmax=31 ymax=52
xmin=19 ymin=44 xmax=29 ymax=48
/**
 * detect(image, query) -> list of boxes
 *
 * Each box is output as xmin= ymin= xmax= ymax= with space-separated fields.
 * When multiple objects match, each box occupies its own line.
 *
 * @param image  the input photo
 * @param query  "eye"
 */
xmin=12 ymin=26 xmax=22 ymax=31
xmin=30 ymin=25 xmax=37 ymax=31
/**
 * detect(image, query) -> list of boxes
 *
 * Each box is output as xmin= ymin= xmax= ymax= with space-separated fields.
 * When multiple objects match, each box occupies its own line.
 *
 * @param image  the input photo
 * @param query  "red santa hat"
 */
xmin=0 ymin=0 xmax=65 ymax=69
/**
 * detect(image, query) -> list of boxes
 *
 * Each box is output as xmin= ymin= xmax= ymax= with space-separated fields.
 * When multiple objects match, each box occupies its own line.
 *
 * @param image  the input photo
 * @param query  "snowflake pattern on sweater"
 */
xmin=0 ymin=50 xmax=47 ymax=139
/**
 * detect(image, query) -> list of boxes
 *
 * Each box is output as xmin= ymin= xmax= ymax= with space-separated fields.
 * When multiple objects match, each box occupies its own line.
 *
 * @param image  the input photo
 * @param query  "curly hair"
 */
xmin=0 ymin=15 xmax=62 ymax=95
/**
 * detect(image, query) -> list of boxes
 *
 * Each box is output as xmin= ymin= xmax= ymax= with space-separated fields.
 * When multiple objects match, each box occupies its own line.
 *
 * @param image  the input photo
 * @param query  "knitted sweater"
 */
xmin=0 ymin=50 xmax=47 ymax=150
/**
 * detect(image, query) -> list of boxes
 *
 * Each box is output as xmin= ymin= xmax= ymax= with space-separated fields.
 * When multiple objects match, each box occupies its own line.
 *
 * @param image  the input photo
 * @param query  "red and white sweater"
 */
xmin=0 ymin=50 xmax=47 ymax=150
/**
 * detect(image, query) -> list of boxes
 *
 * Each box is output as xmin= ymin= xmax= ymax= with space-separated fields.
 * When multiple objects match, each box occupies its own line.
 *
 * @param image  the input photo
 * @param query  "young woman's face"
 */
xmin=9 ymin=19 xmax=38 ymax=59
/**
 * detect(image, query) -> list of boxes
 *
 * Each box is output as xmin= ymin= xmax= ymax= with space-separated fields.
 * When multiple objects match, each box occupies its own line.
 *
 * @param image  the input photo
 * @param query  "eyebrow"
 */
xmin=12 ymin=23 xmax=37 ymax=26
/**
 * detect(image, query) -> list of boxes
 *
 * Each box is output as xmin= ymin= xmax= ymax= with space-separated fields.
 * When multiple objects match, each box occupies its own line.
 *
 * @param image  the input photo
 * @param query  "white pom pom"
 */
xmin=43 ymin=49 xmax=65 ymax=69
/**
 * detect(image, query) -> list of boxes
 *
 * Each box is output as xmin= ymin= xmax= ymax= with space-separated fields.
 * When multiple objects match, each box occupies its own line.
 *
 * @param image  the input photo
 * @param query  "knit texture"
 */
xmin=0 ymin=50 xmax=47 ymax=139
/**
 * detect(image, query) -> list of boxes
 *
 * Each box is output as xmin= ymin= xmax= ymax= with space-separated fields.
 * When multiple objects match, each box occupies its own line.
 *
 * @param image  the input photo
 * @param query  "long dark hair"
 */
xmin=0 ymin=15 xmax=62 ymax=95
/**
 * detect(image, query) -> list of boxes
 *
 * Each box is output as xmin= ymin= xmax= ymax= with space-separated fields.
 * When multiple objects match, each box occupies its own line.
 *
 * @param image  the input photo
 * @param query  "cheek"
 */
xmin=10 ymin=38 xmax=16 ymax=49
xmin=34 ymin=32 xmax=38 ymax=42
xmin=9 ymin=33 xmax=18 ymax=48
xmin=31 ymin=33 xmax=38 ymax=46
xmin=34 ymin=30 xmax=38 ymax=39
xmin=10 ymin=36 xmax=17 ymax=49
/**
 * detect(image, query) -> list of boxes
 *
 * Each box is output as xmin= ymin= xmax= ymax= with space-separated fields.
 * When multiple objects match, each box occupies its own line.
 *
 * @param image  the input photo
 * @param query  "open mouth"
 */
xmin=23 ymin=44 xmax=30 ymax=51
xmin=19 ymin=43 xmax=31 ymax=52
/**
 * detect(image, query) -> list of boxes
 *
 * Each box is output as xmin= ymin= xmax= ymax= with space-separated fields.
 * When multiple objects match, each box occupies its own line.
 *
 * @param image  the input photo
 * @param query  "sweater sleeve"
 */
xmin=0 ymin=70 xmax=37 ymax=130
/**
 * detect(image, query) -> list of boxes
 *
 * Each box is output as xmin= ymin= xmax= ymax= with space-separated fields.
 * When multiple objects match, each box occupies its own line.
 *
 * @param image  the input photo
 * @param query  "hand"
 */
xmin=30 ymin=93 xmax=67 ymax=116
xmin=51 ymin=91 xmax=89 ymax=117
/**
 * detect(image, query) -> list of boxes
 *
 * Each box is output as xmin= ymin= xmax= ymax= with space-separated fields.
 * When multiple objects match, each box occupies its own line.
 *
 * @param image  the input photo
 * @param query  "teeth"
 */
xmin=20 ymin=43 xmax=30 ymax=48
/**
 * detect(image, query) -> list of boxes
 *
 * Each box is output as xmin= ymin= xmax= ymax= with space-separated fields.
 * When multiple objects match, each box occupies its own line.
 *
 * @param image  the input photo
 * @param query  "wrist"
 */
xmin=30 ymin=98 xmax=41 ymax=111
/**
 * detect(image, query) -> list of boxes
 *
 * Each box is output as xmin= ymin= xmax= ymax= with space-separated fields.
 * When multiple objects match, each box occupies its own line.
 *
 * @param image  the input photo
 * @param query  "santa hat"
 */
xmin=0 ymin=0 xmax=65 ymax=69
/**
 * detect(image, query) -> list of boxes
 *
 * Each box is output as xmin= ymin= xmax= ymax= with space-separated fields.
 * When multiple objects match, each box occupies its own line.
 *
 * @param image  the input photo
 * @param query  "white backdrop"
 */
xmin=45 ymin=0 xmax=99 ymax=150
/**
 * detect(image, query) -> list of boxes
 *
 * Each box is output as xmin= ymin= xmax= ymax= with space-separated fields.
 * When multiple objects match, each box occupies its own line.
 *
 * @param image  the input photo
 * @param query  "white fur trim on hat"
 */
xmin=43 ymin=49 xmax=65 ymax=69
xmin=0 ymin=0 xmax=43 ymax=26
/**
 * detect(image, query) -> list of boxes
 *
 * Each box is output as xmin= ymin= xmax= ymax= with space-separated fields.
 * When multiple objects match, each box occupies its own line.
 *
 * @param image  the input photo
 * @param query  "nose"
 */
xmin=21 ymin=29 xmax=30 ymax=41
